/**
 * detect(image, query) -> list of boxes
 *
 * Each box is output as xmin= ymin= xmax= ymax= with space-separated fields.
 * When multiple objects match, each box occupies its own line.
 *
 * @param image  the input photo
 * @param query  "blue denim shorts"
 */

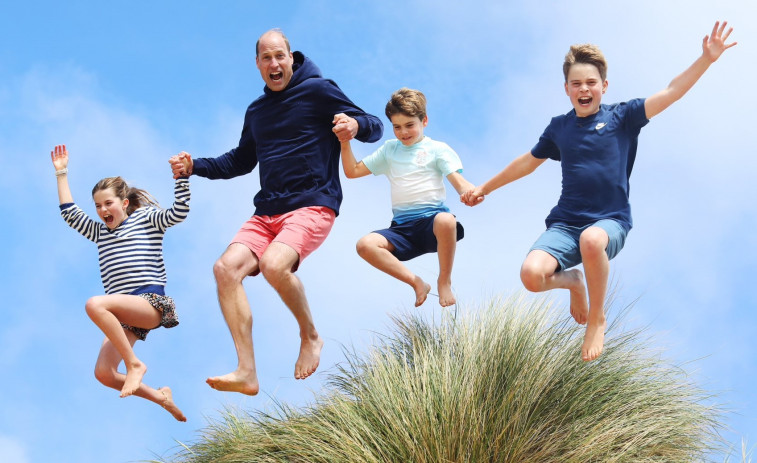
xmin=373 ymin=213 xmax=464 ymax=262
xmin=529 ymin=219 xmax=628 ymax=271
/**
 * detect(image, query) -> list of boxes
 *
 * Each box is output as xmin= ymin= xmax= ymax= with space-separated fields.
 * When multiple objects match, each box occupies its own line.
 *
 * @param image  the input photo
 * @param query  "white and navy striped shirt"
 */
xmin=60 ymin=178 xmax=190 ymax=295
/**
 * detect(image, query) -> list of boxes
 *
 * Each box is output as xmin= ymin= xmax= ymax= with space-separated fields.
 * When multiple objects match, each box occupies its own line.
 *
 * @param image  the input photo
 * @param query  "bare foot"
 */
xmin=565 ymin=269 xmax=588 ymax=325
xmin=158 ymin=386 xmax=187 ymax=422
xmin=437 ymin=280 xmax=456 ymax=307
xmin=206 ymin=370 xmax=260 ymax=396
xmin=412 ymin=276 xmax=432 ymax=307
xmin=581 ymin=319 xmax=607 ymax=362
xmin=120 ymin=361 xmax=147 ymax=398
xmin=295 ymin=335 xmax=324 ymax=380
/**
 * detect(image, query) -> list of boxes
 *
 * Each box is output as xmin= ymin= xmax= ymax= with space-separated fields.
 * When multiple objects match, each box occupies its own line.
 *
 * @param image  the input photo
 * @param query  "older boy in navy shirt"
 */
xmin=464 ymin=21 xmax=736 ymax=361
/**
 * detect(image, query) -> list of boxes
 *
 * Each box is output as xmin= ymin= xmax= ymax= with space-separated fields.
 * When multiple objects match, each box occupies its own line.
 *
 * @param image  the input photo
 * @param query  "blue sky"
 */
xmin=1 ymin=1 xmax=755 ymax=462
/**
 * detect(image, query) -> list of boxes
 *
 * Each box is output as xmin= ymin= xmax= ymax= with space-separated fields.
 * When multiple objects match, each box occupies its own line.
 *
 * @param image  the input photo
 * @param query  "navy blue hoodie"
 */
xmin=192 ymin=52 xmax=383 ymax=216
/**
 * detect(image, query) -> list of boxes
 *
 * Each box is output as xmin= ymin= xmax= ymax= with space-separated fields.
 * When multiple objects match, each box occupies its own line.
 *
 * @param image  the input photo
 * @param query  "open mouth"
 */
xmin=103 ymin=214 xmax=114 ymax=225
xmin=270 ymin=72 xmax=283 ymax=81
xmin=578 ymin=96 xmax=592 ymax=105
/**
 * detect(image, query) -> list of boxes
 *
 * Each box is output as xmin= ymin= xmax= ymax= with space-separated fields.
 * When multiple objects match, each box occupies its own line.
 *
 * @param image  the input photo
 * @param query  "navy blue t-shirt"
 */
xmin=531 ymin=98 xmax=649 ymax=231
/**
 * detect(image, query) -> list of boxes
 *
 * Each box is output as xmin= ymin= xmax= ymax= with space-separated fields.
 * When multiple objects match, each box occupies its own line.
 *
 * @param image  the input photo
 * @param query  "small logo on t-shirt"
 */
xmin=415 ymin=150 xmax=429 ymax=166
xmin=595 ymin=122 xmax=607 ymax=131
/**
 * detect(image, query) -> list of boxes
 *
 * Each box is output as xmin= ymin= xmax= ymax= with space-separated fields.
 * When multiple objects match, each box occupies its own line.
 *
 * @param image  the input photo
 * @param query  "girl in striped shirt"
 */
xmin=52 ymin=144 xmax=190 ymax=422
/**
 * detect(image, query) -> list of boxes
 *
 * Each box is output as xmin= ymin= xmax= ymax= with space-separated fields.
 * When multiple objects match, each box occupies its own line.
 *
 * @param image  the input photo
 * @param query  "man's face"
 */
xmin=564 ymin=63 xmax=608 ymax=117
xmin=256 ymin=33 xmax=294 ymax=92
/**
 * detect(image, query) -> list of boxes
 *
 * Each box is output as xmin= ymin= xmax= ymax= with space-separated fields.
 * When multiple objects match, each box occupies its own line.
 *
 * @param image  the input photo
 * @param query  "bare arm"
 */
xmin=446 ymin=171 xmax=475 ymax=196
xmin=339 ymin=139 xmax=371 ymax=179
xmin=462 ymin=151 xmax=545 ymax=206
xmin=645 ymin=20 xmax=736 ymax=120
xmin=51 ymin=144 xmax=74 ymax=205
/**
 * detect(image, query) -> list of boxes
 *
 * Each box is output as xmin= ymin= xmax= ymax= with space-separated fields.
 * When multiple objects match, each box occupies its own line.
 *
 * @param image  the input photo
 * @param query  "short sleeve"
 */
xmin=531 ymin=119 xmax=561 ymax=161
xmin=361 ymin=140 xmax=392 ymax=175
xmin=434 ymin=142 xmax=463 ymax=176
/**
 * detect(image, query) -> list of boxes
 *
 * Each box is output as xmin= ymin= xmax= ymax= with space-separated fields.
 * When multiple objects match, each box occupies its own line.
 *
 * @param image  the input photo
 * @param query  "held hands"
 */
xmin=332 ymin=113 xmax=358 ymax=142
xmin=51 ymin=144 xmax=69 ymax=172
xmin=461 ymin=187 xmax=486 ymax=207
xmin=702 ymin=21 xmax=737 ymax=63
xmin=169 ymin=152 xmax=193 ymax=179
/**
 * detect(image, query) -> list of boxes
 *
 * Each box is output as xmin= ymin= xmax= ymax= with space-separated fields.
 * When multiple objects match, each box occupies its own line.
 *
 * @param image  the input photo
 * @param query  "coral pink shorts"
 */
xmin=231 ymin=206 xmax=336 ymax=273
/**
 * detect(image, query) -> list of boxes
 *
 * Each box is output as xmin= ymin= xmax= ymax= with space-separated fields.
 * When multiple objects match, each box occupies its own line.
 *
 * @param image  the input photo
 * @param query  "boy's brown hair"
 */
xmin=385 ymin=87 xmax=427 ymax=121
xmin=563 ymin=44 xmax=608 ymax=82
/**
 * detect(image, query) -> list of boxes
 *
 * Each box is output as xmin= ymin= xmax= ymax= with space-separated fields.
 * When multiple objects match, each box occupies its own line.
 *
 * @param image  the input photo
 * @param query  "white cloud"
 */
xmin=0 ymin=435 xmax=29 ymax=463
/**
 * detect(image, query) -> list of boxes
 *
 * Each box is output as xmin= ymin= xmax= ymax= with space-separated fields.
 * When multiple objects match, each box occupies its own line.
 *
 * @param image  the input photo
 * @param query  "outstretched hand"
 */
xmin=51 ymin=144 xmax=69 ymax=171
xmin=332 ymin=113 xmax=358 ymax=142
xmin=169 ymin=151 xmax=193 ymax=179
xmin=703 ymin=21 xmax=737 ymax=63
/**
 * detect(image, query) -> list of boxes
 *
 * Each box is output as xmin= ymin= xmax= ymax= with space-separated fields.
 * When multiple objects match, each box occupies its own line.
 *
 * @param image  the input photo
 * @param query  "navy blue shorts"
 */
xmin=373 ymin=213 xmax=464 ymax=262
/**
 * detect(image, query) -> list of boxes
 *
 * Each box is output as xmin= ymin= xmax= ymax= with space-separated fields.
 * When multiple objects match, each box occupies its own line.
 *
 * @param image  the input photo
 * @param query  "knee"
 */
xmin=433 ymin=213 xmax=457 ymax=233
xmin=355 ymin=236 xmax=375 ymax=258
xmin=213 ymin=256 xmax=242 ymax=285
xmin=579 ymin=228 xmax=608 ymax=259
xmin=520 ymin=263 xmax=546 ymax=292
xmin=258 ymin=255 xmax=289 ymax=286
xmin=94 ymin=363 xmax=118 ymax=388
xmin=84 ymin=296 xmax=103 ymax=319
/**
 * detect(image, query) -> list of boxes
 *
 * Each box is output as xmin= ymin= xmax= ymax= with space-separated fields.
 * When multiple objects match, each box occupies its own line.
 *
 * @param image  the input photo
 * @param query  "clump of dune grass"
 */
xmin=159 ymin=294 xmax=727 ymax=462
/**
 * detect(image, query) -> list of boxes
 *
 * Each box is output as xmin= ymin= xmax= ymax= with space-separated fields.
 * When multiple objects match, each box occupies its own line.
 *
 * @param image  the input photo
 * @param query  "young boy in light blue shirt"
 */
xmin=463 ymin=21 xmax=736 ymax=362
xmin=337 ymin=88 xmax=474 ymax=308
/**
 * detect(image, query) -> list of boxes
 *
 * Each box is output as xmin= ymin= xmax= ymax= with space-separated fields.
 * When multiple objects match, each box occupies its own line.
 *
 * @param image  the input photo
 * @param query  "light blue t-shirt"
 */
xmin=362 ymin=136 xmax=463 ymax=224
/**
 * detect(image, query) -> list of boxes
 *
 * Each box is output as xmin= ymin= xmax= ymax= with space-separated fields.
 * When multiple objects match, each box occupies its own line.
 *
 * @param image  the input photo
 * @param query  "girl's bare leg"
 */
xmin=95 ymin=336 xmax=187 ymax=421
xmin=85 ymin=294 xmax=161 ymax=397
xmin=356 ymin=233 xmax=430 ymax=307
xmin=434 ymin=213 xmax=458 ymax=307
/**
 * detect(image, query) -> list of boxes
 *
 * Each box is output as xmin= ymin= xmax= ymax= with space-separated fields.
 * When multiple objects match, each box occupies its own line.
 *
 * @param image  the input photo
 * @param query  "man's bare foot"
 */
xmin=295 ymin=335 xmax=324 ymax=380
xmin=206 ymin=370 xmax=260 ymax=396
xmin=120 ymin=361 xmax=147 ymax=398
xmin=412 ymin=276 xmax=432 ymax=307
xmin=565 ymin=269 xmax=589 ymax=325
xmin=158 ymin=386 xmax=187 ymax=422
xmin=581 ymin=319 xmax=607 ymax=362
xmin=437 ymin=280 xmax=456 ymax=307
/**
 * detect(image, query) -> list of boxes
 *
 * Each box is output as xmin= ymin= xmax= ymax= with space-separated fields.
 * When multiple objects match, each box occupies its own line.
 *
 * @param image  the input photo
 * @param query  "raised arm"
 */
xmin=645 ymin=21 xmax=736 ymax=120
xmin=338 ymin=138 xmax=371 ymax=179
xmin=462 ymin=151 xmax=545 ymax=206
xmin=51 ymin=144 xmax=74 ymax=205
xmin=169 ymin=151 xmax=193 ymax=179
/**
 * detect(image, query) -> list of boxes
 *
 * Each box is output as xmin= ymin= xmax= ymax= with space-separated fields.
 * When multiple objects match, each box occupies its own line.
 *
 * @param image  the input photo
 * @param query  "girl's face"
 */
xmin=93 ymin=188 xmax=129 ymax=229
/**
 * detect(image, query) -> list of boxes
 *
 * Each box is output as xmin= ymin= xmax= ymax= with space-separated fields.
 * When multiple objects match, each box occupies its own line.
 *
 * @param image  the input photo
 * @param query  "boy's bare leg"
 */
xmin=578 ymin=227 xmax=610 ymax=362
xmin=94 ymin=337 xmax=187 ymax=422
xmin=85 ymin=294 xmax=162 ymax=398
xmin=260 ymin=242 xmax=323 ymax=379
xmin=356 ymin=233 xmax=431 ymax=307
xmin=206 ymin=243 xmax=261 ymax=395
xmin=434 ymin=213 xmax=458 ymax=307
xmin=520 ymin=250 xmax=589 ymax=324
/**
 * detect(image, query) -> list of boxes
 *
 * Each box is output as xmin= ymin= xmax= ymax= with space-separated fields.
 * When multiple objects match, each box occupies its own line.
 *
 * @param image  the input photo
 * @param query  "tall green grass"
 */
xmin=160 ymin=294 xmax=731 ymax=462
